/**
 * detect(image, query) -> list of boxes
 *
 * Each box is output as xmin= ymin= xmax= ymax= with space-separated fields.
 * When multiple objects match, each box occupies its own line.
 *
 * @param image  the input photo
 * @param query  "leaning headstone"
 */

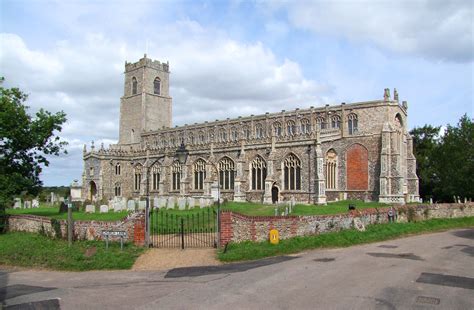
xmin=167 ymin=197 xmax=176 ymax=209
xmin=100 ymin=205 xmax=108 ymax=213
xmin=127 ymin=200 xmax=135 ymax=212
xmin=138 ymin=200 xmax=146 ymax=211
xmin=32 ymin=199 xmax=39 ymax=208
xmin=14 ymin=198 xmax=21 ymax=209
xmin=178 ymin=197 xmax=186 ymax=210
xmin=24 ymin=201 xmax=32 ymax=209
xmin=85 ymin=205 xmax=95 ymax=213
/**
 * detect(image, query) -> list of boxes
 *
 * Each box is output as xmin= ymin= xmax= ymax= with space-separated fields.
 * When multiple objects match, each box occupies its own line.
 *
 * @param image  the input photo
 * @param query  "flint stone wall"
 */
xmin=7 ymin=212 xmax=145 ymax=245
xmin=220 ymin=203 xmax=474 ymax=246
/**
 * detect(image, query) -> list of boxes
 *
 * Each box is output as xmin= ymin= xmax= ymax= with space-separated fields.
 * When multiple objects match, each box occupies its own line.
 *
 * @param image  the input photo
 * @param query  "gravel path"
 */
xmin=132 ymin=248 xmax=221 ymax=271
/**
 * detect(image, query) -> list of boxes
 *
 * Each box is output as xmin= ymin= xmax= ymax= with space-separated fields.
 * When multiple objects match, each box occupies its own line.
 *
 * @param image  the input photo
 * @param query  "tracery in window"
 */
xmin=331 ymin=115 xmax=341 ymax=129
xmin=193 ymin=159 xmax=206 ymax=190
xmin=134 ymin=164 xmax=142 ymax=191
xmin=152 ymin=165 xmax=160 ymax=191
xmin=273 ymin=122 xmax=282 ymax=137
xmin=316 ymin=117 xmax=326 ymax=130
xmin=115 ymin=163 xmax=121 ymax=175
xmin=255 ymin=124 xmax=264 ymax=139
xmin=251 ymin=156 xmax=267 ymax=190
xmin=172 ymin=161 xmax=181 ymax=191
xmin=348 ymin=113 xmax=358 ymax=135
xmin=287 ymin=120 xmax=296 ymax=136
xmin=219 ymin=157 xmax=235 ymax=190
xmin=300 ymin=118 xmax=311 ymax=134
xmin=284 ymin=154 xmax=301 ymax=190
xmin=325 ymin=149 xmax=337 ymax=190
xmin=114 ymin=183 xmax=121 ymax=197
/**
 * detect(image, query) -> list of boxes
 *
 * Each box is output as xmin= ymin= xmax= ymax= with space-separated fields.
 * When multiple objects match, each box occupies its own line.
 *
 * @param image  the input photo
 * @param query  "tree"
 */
xmin=410 ymin=125 xmax=441 ymax=200
xmin=0 ymin=79 xmax=67 ymax=214
xmin=433 ymin=115 xmax=473 ymax=201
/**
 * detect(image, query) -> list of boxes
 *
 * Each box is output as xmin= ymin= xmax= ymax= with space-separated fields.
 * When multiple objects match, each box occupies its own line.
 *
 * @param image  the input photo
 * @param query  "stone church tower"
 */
xmin=118 ymin=55 xmax=172 ymax=144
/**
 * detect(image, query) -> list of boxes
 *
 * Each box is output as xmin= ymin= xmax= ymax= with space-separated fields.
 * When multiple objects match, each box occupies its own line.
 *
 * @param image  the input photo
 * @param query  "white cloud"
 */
xmin=266 ymin=0 xmax=473 ymax=62
xmin=0 ymin=20 xmax=328 ymax=185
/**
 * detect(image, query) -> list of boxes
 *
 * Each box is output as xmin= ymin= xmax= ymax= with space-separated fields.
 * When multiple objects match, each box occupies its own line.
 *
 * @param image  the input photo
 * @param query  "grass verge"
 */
xmin=221 ymin=200 xmax=391 ymax=216
xmin=6 ymin=206 xmax=130 ymax=221
xmin=218 ymin=217 xmax=474 ymax=262
xmin=0 ymin=232 xmax=144 ymax=271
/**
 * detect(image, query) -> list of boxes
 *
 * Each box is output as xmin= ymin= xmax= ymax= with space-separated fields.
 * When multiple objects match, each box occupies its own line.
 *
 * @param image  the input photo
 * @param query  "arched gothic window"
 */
xmin=331 ymin=115 xmax=341 ymax=129
xmin=219 ymin=128 xmax=227 ymax=142
xmin=348 ymin=113 xmax=358 ymax=135
xmin=198 ymin=131 xmax=205 ymax=144
xmin=243 ymin=126 xmax=251 ymax=140
xmin=273 ymin=122 xmax=282 ymax=137
xmin=134 ymin=165 xmax=142 ymax=191
xmin=251 ymin=156 xmax=267 ymax=190
xmin=193 ymin=159 xmax=206 ymax=190
xmin=255 ymin=124 xmax=264 ymax=139
xmin=170 ymin=136 xmax=176 ymax=147
xmin=152 ymin=165 xmax=160 ymax=191
xmin=115 ymin=163 xmax=121 ymax=175
xmin=219 ymin=157 xmax=235 ymax=190
xmin=284 ymin=154 xmax=301 ymax=190
xmin=132 ymin=77 xmax=138 ymax=95
xmin=300 ymin=119 xmax=311 ymax=134
xmin=287 ymin=120 xmax=296 ymax=136
xmin=188 ymin=133 xmax=195 ymax=145
xmin=114 ymin=183 xmax=122 ymax=197
xmin=230 ymin=127 xmax=238 ymax=142
xmin=316 ymin=117 xmax=326 ymax=130
xmin=325 ymin=150 xmax=337 ymax=190
xmin=172 ymin=161 xmax=181 ymax=191
xmin=154 ymin=77 xmax=161 ymax=95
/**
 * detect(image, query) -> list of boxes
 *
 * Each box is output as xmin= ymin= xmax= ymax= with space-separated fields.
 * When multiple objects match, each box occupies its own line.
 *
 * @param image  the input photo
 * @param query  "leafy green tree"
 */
xmin=410 ymin=125 xmax=441 ymax=200
xmin=433 ymin=115 xmax=473 ymax=201
xmin=0 ymin=79 xmax=67 ymax=217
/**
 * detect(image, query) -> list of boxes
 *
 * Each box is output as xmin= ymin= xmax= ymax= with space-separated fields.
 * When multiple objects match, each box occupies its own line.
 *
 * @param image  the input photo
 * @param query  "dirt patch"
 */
xmin=132 ymin=248 xmax=221 ymax=271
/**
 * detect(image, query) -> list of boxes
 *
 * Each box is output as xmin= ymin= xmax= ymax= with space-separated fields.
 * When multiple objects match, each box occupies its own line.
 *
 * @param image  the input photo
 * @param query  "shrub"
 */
xmin=407 ymin=206 xmax=416 ymax=222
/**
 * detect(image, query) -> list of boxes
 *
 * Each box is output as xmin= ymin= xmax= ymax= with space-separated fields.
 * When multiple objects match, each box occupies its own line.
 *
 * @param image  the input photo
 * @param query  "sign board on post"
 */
xmin=102 ymin=230 xmax=128 ymax=251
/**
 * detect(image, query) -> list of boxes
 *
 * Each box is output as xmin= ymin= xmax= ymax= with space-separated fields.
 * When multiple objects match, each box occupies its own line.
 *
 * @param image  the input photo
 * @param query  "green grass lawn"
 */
xmin=0 ymin=232 xmax=144 ymax=271
xmin=6 ymin=205 xmax=130 ymax=221
xmin=218 ymin=217 xmax=474 ymax=262
xmin=221 ymin=200 xmax=391 ymax=216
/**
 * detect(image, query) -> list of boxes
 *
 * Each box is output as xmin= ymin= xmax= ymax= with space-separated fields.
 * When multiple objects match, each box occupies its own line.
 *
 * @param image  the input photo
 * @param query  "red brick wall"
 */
xmin=346 ymin=144 xmax=368 ymax=190
xmin=220 ymin=211 xmax=233 ymax=246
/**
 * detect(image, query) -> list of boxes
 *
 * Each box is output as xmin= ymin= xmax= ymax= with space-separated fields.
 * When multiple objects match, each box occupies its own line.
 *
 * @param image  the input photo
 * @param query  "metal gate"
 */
xmin=149 ymin=207 xmax=218 ymax=249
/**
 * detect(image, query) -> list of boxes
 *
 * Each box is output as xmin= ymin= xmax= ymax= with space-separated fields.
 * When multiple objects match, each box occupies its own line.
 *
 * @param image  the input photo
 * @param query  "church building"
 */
xmin=82 ymin=55 xmax=420 ymax=205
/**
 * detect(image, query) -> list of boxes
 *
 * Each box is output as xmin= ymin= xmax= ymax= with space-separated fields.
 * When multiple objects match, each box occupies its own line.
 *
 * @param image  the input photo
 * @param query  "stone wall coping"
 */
xmin=6 ymin=212 xmax=144 ymax=225
xmin=221 ymin=203 xmax=473 ymax=222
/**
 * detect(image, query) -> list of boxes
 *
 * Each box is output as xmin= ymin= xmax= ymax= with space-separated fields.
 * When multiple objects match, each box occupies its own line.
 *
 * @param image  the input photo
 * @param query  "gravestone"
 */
xmin=32 ymin=199 xmax=39 ymax=208
xmin=127 ymin=200 xmax=136 ymax=212
xmin=187 ymin=197 xmax=195 ymax=209
xmin=24 ymin=201 xmax=32 ymax=209
xmin=178 ymin=197 xmax=186 ymax=210
xmin=167 ymin=197 xmax=176 ymax=209
xmin=158 ymin=197 xmax=167 ymax=208
xmin=85 ymin=205 xmax=95 ymax=213
xmin=100 ymin=205 xmax=108 ymax=213
xmin=108 ymin=199 xmax=115 ymax=211
xmin=114 ymin=201 xmax=123 ymax=212
xmin=50 ymin=192 xmax=56 ymax=205
xmin=59 ymin=197 xmax=65 ymax=203
xmin=153 ymin=196 xmax=159 ymax=208
xmin=138 ymin=200 xmax=146 ymax=211
xmin=199 ymin=198 xmax=205 ymax=208
xmin=13 ymin=198 xmax=21 ymax=209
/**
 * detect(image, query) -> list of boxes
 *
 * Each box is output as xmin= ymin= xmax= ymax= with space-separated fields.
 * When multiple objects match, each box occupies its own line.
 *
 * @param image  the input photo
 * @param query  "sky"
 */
xmin=0 ymin=0 xmax=472 ymax=186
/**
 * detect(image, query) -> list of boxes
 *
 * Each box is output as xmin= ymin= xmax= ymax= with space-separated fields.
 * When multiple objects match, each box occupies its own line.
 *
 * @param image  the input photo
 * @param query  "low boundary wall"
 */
xmin=220 ymin=203 xmax=474 ymax=246
xmin=7 ymin=212 xmax=146 ymax=246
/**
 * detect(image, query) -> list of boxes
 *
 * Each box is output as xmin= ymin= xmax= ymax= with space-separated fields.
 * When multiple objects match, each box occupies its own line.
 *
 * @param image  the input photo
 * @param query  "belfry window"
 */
xmin=114 ymin=183 xmax=122 ymax=197
xmin=219 ymin=157 xmax=235 ymax=190
xmin=193 ymin=159 xmax=206 ymax=190
xmin=115 ymin=163 xmax=121 ymax=175
xmin=284 ymin=154 xmax=301 ymax=190
xmin=172 ymin=161 xmax=181 ymax=191
xmin=251 ymin=156 xmax=267 ymax=190
xmin=132 ymin=77 xmax=138 ymax=95
xmin=348 ymin=113 xmax=358 ymax=135
xmin=154 ymin=77 xmax=161 ymax=95
xmin=325 ymin=149 xmax=337 ymax=190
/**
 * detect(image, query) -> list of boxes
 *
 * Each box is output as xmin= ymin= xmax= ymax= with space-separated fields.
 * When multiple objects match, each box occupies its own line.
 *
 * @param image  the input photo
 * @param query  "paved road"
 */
xmin=1 ymin=229 xmax=473 ymax=309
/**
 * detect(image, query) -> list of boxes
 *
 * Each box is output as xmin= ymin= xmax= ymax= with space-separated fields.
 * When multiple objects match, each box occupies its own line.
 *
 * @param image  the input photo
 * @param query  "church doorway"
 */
xmin=271 ymin=185 xmax=279 ymax=204
xmin=89 ymin=181 xmax=97 ymax=201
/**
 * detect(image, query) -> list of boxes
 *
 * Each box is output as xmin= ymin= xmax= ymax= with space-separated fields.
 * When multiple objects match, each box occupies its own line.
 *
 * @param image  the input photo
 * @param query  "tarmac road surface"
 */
xmin=1 ymin=228 xmax=473 ymax=309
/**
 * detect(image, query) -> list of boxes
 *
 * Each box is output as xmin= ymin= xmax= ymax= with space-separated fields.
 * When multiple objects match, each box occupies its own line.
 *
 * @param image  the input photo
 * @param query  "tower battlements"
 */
xmin=125 ymin=54 xmax=169 ymax=73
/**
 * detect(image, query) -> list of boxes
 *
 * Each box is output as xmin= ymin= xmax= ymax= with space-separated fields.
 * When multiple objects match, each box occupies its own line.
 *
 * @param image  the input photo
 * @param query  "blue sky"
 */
xmin=0 ymin=0 xmax=472 ymax=186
